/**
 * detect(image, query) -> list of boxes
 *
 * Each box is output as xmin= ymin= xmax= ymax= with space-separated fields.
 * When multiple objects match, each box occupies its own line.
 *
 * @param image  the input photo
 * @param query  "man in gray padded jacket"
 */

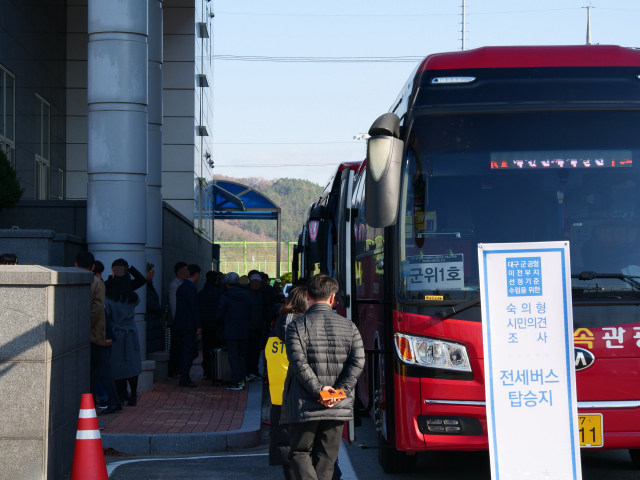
xmin=281 ymin=274 xmax=365 ymax=480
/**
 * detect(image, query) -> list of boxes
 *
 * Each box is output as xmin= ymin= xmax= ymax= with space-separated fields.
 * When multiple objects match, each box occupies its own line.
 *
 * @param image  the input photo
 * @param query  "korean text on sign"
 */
xmin=407 ymin=253 xmax=464 ymax=291
xmin=506 ymin=257 xmax=542 ymax=297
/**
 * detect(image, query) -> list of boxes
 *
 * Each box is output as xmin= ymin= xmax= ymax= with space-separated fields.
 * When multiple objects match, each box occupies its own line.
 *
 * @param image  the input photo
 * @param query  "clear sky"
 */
xmin=210 ymin=0 xmax=640 ymax=185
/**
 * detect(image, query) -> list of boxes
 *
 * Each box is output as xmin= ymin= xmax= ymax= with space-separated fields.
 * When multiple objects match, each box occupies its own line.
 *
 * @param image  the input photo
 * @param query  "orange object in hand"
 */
xmin=319 ymin=389 xmax=347 ymax=401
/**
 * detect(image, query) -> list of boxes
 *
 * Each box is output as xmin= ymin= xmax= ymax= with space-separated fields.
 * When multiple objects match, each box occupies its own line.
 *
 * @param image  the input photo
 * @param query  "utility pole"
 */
xmin=583 ymin=3 xmax=594 ymax=45
xmin=460 ymin=0 xmax=468 ymax=51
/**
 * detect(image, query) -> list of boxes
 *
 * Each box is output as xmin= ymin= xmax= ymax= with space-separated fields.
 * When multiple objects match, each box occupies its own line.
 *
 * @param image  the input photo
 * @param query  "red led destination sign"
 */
xmin=490 ymin=150 xmax=633 ymax=170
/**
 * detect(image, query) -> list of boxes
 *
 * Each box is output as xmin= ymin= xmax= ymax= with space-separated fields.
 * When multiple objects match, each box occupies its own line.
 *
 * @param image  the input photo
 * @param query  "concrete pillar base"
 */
xmin=139 ymin=359 xmax=156 ymax=392
xmin=147 ymin=351 xmax=169 ymax=382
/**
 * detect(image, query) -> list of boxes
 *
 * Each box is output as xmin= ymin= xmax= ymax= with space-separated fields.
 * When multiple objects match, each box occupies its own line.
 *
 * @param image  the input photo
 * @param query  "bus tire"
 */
xmin=378 ymin=432 xmax=417 ymax=473
xmin=630 ymin=449 xmax=640 ymax=469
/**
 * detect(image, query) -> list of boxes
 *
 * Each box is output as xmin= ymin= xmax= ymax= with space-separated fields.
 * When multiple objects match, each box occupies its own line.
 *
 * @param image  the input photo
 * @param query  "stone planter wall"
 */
xmin=0 ymin=266 xmax=93 ymax=480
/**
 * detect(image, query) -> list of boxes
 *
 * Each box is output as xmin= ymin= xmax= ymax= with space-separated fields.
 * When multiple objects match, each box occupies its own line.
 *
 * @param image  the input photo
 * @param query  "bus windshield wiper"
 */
xmin=572 ymin=271 xmax=640 ymax=290
xmin=436 ymin=297 xmax=481 ymax=320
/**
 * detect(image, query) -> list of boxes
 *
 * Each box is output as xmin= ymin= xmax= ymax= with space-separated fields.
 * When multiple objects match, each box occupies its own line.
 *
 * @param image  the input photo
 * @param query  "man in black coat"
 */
xmin=198 ymin=271 xmax=223 ymax=379
xmin=246 ymin=273 xmax=269 ymax=381
xmin=216 ymin=272 xmax=250 ymax=390
xmin=281 ymin=274 xmax=364 ymax=480
xmin=174 ymin=264 xmax=202 ymax=387
xmin=145 ymin=262 xmax=164 ymax=354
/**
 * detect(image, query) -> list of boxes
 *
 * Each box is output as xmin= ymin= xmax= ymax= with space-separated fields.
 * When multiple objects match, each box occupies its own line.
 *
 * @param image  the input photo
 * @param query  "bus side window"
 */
xmin=356 ymin=170 xmax=385 ymax=300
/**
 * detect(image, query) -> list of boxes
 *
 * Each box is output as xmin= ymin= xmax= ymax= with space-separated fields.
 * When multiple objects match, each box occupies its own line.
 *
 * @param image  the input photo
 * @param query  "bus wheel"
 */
xmin=630 ymin=449 xmax=640 ymax=469
xmin=378 ymin=432 xmax=417 ymax=473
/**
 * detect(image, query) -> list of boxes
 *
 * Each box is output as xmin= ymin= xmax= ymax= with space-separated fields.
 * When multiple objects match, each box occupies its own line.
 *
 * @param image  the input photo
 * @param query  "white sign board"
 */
xmin=478 ymin=242 xmax=581 ymax=480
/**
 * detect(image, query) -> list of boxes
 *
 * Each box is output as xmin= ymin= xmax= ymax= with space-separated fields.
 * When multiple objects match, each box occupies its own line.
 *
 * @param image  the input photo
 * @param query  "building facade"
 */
xmin=0 ymin=0 xmax=217 ymax=394
xmin=0 ymin=0 xmax=215 ymax=277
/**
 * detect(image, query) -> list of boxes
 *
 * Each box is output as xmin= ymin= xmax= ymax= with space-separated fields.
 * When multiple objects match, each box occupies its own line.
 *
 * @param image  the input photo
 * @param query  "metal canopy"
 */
xmin=211 ymin=183 xmax=245 ymax=211
xmin=207 ymin=180 xmax=283 ymax=277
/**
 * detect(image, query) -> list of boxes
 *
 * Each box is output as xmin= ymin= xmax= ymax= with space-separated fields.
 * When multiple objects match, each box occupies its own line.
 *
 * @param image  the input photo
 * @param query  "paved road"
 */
xmin=108 ymin=413 xmax=638 ymax=479
xmin=343 ymin=417 xmax=639 ymax=480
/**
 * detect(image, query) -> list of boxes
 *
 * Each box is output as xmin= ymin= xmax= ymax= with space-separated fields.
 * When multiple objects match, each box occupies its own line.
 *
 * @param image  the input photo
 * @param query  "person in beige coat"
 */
xmin=75 ymin=251 xmax=106 ymax=406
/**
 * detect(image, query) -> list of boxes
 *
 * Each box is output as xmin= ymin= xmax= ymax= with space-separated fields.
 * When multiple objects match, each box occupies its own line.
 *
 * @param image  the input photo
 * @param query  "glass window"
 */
xmin=0 ymin=66 xmax=15 ymax=167
xmin=355 ymin=172 xmax=385 ymax=300
xmin=325 ymin=188 xmax=339 ymax=279
xmin=0 ymin=72 xmax=4 ymax=138
xmin=35 ymin=159 xmax=50 ymax=200
xmin=6 ymin=73 xmax=14 ymax=142
xmin=399 ymin=111 xmax=640 ymax=302
xmin=50 ymin=168 xmax=64 ymax=200
xmin=35 ymin=94 xmax=51 ymax=199
xmin=43 ymin=102 xmax=49 ymax=160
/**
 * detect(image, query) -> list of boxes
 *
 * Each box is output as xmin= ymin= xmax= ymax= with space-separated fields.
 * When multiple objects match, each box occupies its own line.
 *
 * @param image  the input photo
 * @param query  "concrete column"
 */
xmin=147 ymin=0 xmax=163 ymax=300
xmin=87 ymin=0 xmax=149 ymax=360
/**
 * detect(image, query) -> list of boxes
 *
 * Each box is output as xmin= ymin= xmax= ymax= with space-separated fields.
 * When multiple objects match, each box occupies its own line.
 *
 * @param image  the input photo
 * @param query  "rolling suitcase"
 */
xmin=211 ymin=347 xmax=232 ymax=385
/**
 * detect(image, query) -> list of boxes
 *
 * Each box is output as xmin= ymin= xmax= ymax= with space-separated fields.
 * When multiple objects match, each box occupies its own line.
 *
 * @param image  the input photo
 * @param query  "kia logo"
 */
xmin=575 ymin=347 xmax=595 ymax=371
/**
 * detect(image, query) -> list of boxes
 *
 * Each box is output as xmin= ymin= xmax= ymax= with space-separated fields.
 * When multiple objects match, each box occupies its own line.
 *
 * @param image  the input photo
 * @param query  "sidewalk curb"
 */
xmin=101 ymin=380 xmax=262 ymax=454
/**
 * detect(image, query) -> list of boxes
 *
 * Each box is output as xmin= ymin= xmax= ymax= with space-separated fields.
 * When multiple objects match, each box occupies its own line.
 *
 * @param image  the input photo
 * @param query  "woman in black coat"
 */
xmin=269 ymin=287 xmax=308 ymax=480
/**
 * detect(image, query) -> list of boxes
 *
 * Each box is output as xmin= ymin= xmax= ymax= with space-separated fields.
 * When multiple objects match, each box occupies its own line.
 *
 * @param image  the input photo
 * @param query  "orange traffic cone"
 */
xmin=70 ymin=394 xmax=108 ymax=480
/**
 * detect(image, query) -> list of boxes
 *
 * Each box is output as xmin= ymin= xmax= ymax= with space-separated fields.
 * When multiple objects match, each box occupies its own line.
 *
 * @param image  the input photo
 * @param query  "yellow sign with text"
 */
xmin=265 ymin=336 xmax=289 ymax=405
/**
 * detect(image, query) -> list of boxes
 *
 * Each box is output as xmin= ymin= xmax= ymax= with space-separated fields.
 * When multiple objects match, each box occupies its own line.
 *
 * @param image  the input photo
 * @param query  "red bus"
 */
xmin=296 ymin=45 xmax=640 ymax=473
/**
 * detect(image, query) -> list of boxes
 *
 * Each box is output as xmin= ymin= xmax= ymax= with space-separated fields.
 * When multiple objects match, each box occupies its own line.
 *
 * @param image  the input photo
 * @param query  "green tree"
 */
xmin=0 ymin=150 xmax=24 ymax=211
xmin=280 ymin=272 xmax=292 ymax=284
xmin=242 ymin=178 xmax=324 ymax=242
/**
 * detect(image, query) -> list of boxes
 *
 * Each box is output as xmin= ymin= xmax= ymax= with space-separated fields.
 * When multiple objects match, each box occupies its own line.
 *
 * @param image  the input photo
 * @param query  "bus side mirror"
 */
xmin=309 ymin=204 xmax=326 ymax=220
xmin=365 ymin=113 xmax=404 ymax=228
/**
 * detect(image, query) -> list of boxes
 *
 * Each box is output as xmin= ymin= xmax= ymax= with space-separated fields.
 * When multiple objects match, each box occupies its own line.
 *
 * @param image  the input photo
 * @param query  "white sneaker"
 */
xmin=246 ymin=374 xmax=257 ymax=382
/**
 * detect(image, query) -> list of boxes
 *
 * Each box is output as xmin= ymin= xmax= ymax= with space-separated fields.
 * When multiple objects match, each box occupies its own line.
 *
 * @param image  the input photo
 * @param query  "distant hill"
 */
xmin=213 ymin=175 xmax=324 ymax=243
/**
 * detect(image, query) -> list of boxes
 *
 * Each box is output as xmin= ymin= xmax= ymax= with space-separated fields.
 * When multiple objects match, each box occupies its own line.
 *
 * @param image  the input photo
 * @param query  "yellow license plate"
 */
xmin=578 ymin=414 xmax=603 ymax=448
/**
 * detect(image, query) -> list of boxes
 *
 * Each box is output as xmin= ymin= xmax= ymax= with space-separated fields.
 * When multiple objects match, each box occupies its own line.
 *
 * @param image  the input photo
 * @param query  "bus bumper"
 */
xmin=393 ymin=374 xmax=640 ymax=451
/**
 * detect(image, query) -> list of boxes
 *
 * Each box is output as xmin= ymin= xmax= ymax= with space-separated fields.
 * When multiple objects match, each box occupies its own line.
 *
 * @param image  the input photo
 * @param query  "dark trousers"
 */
xmin=180 ymin=330 xmax=197 ymax=384
xmin=169 ymin=326 xmax=183 ymax=376
xmin=226 ymin=339 xmax=247 ymax=386
xmin=115 ymin=376 xmax=138 ymax=404
xmin=289 ymin=420 xmax=344 ymax=480
xmin=245 ymin=330 xmax=263 ymax=377
xmin=201 ymin=330 xmax=215 ymax=377
xmin=89 ymin=343 xmax=103 ymax=396
xmin=99 ymin=346 xmax=120 ymax=407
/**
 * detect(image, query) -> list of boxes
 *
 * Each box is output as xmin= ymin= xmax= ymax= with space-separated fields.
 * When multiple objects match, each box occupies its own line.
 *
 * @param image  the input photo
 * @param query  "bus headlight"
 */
xmin=394 ymin=333 xmax=472 ymax=372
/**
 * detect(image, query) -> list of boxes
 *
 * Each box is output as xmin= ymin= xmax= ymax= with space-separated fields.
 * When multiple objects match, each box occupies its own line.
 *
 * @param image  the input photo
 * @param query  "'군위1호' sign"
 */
xmin=478 ymin=242 xmax=582 ymax=480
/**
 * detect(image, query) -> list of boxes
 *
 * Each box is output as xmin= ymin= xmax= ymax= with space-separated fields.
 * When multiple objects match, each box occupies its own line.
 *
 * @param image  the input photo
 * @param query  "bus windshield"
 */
xmin=399 ymin=111 xmax=640 ymax=302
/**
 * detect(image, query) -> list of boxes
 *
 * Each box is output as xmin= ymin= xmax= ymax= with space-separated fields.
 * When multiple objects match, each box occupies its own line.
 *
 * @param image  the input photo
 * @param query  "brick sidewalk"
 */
xmin=101 ymin=358 xmax=248 ymax=435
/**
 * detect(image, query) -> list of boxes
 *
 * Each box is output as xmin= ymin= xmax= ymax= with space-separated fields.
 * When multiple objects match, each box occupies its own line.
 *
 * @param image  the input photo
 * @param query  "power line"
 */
xmin=598 ymin=7 xmax=640 ymax=12
xmin=208 ymin=55 xmax=423 ymax=63
xmin=213 ymin=142 xmax=363 ymax=145
xmin=215 ymin=8 xmax=579 ymax=18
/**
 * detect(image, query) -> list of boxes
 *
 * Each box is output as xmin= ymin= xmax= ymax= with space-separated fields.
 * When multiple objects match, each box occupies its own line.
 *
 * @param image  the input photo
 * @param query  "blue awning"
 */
xmin=194 ymin=180 xmax=283 ymax=275
xmin=206 ymin=181 xmax=280 ymax=220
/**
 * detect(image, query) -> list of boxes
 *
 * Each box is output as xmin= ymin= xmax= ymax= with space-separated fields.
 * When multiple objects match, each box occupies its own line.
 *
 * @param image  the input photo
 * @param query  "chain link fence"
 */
xmin=217 ymin=241 xmax=295 ymax=278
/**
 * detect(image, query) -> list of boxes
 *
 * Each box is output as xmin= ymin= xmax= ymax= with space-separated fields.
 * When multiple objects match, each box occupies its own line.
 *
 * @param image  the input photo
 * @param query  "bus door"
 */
xmin=306 ymin=204 xmax=325 ymax=278
xmin=336 ymin=168 xmax=355 ymax=320
xmin=336 ymin=168 xmax=356 ymax=442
